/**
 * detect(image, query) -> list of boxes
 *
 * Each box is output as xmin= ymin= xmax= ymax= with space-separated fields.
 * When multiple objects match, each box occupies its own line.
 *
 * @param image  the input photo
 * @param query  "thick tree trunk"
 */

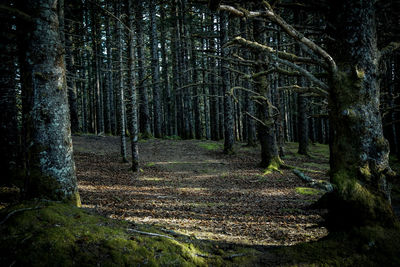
xmin=19 ymin=0 xmax=80 ymax=205
xmin=326 ymin=0 xmax=397 ymax=228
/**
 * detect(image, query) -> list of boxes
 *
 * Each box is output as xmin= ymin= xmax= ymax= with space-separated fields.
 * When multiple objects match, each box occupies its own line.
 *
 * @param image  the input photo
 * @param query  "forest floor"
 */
xmin=73 ymin=135 xmax=330 ymax=247
xmin=1 ymin=136 xmax=400 ymax=266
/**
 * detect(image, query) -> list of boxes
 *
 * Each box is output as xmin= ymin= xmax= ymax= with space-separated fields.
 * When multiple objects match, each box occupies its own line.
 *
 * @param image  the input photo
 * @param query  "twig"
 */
xmin=127 ymin=228 xmax=175 ymax=240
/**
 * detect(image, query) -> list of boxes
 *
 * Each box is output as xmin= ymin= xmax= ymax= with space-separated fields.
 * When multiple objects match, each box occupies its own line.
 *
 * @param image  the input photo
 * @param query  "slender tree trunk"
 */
xmin=116 ymin=4 xmax=128 ymax=163
xmin=191 ymin=33 xmax=202 ymax=139
xmin=220 ymin=11 xmax=234 ymax=153
xmin=18 ymin=0 xmax=80 ymax=205
xmin=135 ymin=0 xmax=151 ymax=137
xmin=326 ymin=0 xmax=397 ymax=228
xmin=209 ymin=25 xmax=220 ymax=141
xmin=104 ymin=10 xmax=113 ymax=135
xmin=127 ymin=0 xmax=139 ymax=172
xmin=253 ymin=18 xmax=281 ymax=169
xmin=65 ymin=4 xmax=80 ymax=134
xmin=149 ymin=0 xmax=162 ymax=138
xmin=159 ymin=4 xmax=172 ymax=136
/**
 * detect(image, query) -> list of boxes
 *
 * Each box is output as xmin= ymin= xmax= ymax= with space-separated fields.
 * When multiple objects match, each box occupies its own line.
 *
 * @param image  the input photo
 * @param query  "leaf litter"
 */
xmin=73 ymin=136 xmax=328 ymax=246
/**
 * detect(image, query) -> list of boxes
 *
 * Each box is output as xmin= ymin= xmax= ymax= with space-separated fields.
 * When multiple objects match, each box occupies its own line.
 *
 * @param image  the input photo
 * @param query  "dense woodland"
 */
xmin=1 ymin=0 xmax=400 ymax=265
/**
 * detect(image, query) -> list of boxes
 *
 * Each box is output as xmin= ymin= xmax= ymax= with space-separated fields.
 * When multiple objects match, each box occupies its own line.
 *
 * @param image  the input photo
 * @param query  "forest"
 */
xmin=1 ymin=0 xmax=400 ymax=266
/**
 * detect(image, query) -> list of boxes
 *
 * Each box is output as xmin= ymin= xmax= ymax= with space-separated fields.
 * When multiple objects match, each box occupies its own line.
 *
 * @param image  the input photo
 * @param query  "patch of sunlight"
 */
xmin=145 ymin=162 xmax=156 ymax=167
xmin=259 ymin=189 xmax=291 ymax=197
xmin=140 ymin=177 xmax=163 ymax=182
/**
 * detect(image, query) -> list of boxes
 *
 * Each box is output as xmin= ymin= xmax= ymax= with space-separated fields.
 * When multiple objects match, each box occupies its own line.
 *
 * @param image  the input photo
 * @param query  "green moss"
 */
xmin=295 ymin=187 xmax=321 ymax=195
xmin=329 ymin=169 xmax=396 ymax=228
xmin=198 ymin=142 xmax=222 ymax=151
xmin=145 ymin=162 xmax=156 ymax=167
xmin=0 ymin=201 xmax=261 ymax=266
xmin=263 ymin=157 xmax=283 ymax=175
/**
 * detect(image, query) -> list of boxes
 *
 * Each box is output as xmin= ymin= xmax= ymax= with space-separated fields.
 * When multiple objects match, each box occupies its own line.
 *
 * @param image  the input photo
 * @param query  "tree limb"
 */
xmin=219 ymin=4 xmax=337 ymax=73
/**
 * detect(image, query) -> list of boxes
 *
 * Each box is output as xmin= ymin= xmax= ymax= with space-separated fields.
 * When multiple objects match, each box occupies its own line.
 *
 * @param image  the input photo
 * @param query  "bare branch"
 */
xmin=278 ymin=85 xmax=328 ymax=97
xmin=219 ymin=4 xmax=337 ymax=73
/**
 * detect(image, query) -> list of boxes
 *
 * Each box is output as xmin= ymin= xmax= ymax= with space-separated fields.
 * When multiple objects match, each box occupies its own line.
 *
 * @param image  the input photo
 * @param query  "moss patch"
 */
xmin=0 ymin=200 xmax=261 ymax=266
xmin=263 ymin=157 xmax=283 ymax=175
xmin=295 ymin=187 xmax=321 ymax=195
xmin=198 ymin=142 xmax=223 ymax=151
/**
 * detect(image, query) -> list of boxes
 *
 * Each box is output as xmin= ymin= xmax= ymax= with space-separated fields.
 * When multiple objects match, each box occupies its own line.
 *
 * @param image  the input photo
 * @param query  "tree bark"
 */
xmin=18 ymin=0 xmax=80 ymax=205
xmin=220 ymin=11 xmax=234 ymax=153
xmin=135 ymin=0 xmax=151 ymax=138
xmin=253 ymin=18 xmax=281 ymax=169
xmin=149 ymin=0 xmax=162 ymax=138
xmin=326 ymin=0 xmax=397 ymax=228
xmin=116 ymin=3 xmax=128 ymax=163
xmin=127 ymin=0 xmax=139 ymax=172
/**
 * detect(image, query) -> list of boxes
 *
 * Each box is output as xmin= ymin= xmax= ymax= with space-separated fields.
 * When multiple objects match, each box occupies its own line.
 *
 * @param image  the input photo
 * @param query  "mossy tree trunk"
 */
xmin=253 ymin=18 xmax=281 ymax=169
xmin=326 ymin=0 xmax=397 ymax=228
xmin=18 ymin=0 xmax=80 ymax=205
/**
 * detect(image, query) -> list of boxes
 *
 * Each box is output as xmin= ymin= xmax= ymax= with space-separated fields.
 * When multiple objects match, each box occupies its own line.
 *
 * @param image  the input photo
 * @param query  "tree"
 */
xmin=220 ymin=11 xmax=234 ymax=154
xmin=217 ymin=1 xmax=398 ymax=228
xmin=149 ymin=0 xmax=162 ymax=138
xmin=17 ymin=0 xmax=80 ymax=205
xmin=135 ymin=0 xmax=151 ymax=138
xmin=127 ymin=0 xmax=139 ymax=172
xmin=326 ymin=0 xmax=397 ymax=228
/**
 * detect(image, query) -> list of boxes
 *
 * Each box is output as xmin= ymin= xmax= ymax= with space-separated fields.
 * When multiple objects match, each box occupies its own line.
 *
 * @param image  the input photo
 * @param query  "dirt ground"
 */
xmin=73 ymin=136 xmax=330 ymax=246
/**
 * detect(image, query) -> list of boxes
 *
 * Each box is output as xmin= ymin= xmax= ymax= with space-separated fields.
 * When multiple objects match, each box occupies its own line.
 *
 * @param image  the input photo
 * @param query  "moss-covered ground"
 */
xmin=0 ymin=200 xmax=261 ymax=266
xmin=1 ymin=200 xmax=399 ymax=266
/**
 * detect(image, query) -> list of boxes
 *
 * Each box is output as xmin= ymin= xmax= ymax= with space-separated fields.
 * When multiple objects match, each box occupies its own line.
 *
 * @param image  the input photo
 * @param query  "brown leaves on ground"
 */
xmin=73 ymin=136 xmax=329 ymax=246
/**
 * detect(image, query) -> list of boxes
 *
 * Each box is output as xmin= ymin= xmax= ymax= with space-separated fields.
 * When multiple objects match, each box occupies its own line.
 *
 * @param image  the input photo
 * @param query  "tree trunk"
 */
xmin=220 ymin=11 xmax=234 ymax=153
xmin=149 ymin=0 xmax=162 ymax=138
xmin=135 ymin=0 xmax=151 ymax=138
xmin=18 ymin=0 xmax=80 ymax=205
xmin=253 ymin=18 xmax=281 ymax=169
xmin=326 ymin=0 xmax=397 ymax=228
xmin=65 ymin=4 xmax=80 ymax=134
xmin=127 ymin=0 xmax=139 ymax=172
xmin=116 ymin=3 xmax=128 ymax=163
